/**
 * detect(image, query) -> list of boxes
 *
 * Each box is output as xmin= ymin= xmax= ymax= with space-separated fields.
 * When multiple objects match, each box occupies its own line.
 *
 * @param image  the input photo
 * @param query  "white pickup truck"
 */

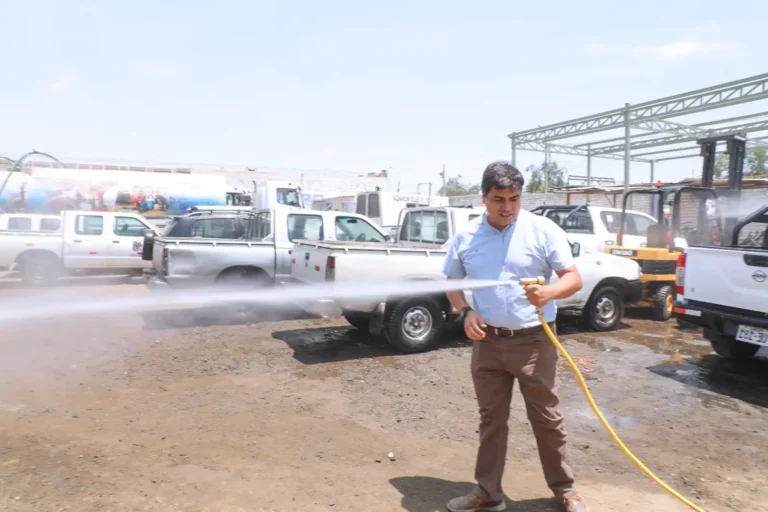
xmin=674 ymin=203 xmax=768 ymax=361
xmin=533 ymin=204 xmax=686 ymax=254
xmin=291 ymin=206 xmax=643 ymax=353
xmin=0 ymin=210 xmax=158 ymax=285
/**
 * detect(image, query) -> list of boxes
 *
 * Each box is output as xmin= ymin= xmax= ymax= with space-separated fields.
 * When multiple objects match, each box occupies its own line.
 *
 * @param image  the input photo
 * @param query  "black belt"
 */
xmin=486 ymin=322 xmax=554 ymax=338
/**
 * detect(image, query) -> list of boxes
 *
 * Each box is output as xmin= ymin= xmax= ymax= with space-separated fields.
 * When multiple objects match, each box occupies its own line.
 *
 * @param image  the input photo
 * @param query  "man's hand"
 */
xmin=464 ymin=310 xmax=487 ymax=341
xmin=523 ymin=283 xmax=554 ymax=309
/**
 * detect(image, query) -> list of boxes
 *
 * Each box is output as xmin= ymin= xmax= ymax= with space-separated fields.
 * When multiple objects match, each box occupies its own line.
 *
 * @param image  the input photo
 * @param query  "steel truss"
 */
xmin=508 ymin=73 xmax=768 ymax=190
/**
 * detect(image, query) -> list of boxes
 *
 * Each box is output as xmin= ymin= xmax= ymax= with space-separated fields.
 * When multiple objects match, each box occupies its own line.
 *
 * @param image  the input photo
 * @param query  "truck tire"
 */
xmin=584 ymin=285 xmax=624 ymax=331
xmin=343 ymin=314 xmax=370 ymax=332
xmin=384 ymin=297 xmax=445 ymax=353
xmin=710 ymin=334 xmax=760 ymax=362
xmin=652 ymin=284 xmax=674 ymax=321
xmin=19 ymin=252 xmax=61 ymax=287
xmin=141 ymin=230 xmax=155 ymax=261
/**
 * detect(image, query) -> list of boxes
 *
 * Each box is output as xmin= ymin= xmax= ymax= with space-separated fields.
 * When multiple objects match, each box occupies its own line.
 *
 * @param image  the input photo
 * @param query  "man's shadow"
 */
xmin=390 ymin=476 xmax=558 ymax=512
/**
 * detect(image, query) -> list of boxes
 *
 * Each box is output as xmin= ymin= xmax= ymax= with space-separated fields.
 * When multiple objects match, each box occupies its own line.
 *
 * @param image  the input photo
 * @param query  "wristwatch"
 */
xmin=459 ymin=306 xmax=473 ymax=318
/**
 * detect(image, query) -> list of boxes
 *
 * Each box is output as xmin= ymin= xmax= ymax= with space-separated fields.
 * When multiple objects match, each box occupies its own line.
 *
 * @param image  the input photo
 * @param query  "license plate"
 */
xmin=735 ymin=324 xmax=768 ymax=346
xmin=610 ymin=249 xmax=637 ymax=257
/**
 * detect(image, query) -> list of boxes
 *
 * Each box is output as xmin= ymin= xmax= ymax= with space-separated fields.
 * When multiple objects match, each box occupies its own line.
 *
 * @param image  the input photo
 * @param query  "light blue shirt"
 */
xmin=442 ymin=209 xmax=575 ymax=329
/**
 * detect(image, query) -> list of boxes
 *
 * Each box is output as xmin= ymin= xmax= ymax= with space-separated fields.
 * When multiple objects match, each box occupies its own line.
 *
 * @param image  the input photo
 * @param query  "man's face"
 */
xmin=482 ymin=187 xmax=521 ymax=228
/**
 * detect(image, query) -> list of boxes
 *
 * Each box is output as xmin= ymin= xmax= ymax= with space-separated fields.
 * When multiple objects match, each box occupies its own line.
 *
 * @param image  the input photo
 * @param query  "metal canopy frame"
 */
xmin=508 ymin=73 xmax=768 ymax=191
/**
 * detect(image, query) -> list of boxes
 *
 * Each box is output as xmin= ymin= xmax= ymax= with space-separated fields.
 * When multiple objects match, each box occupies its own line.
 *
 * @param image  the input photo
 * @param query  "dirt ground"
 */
xmin=1 ymin=277 xmax=767 ymax=512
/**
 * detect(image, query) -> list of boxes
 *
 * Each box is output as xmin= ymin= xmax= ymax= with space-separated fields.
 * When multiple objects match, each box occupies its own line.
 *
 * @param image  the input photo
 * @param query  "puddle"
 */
xmin=561 ymin=318 xmax=713 ymax=358
xmin=648 ymin=354 xmax=768 ymax=409
xmin=697 ymin=391 xmax=742 ymax=412
xmin=290 ymin=328 xmax=355 ymax=352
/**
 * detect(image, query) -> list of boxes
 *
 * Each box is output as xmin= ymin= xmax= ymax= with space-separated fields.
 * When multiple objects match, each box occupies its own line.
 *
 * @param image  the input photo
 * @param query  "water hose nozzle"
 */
xmin=519 ymin=277 xmax=545 ymax=286
xmin=519 ymin=277 xmax=545 ymax=313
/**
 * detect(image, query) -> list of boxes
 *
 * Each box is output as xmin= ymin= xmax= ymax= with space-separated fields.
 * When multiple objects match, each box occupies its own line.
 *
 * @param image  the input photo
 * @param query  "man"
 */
xmin=442 ymin=161 xmax=588 ymax=512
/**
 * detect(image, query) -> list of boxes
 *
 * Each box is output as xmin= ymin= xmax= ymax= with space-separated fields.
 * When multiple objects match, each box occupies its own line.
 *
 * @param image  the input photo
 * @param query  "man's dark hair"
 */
xmin=481 ymin=161 xmax=525 ymax=196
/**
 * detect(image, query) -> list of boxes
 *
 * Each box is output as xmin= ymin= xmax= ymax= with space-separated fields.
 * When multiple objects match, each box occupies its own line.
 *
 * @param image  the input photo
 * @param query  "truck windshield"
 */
xmin=276 ymin=188 xmax=301 ymax=207
xmin=162 ymin=219 xmax=179 ymax=236
xmin=600 ymin=211 xmax=656 ymax=237
xmin=335 ymin=217 xmax=385 ymax=242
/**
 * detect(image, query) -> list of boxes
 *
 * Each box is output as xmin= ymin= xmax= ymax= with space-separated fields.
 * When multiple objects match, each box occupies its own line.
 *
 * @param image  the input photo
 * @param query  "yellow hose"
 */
xmin=521 ymin=278 xmax=704 ymax=512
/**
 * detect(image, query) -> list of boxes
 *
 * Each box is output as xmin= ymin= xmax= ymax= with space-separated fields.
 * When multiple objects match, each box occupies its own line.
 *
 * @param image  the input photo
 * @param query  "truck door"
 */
xmin=108 ymin=215 xmax=154 ymax=268
xmin=62 ymin=213 xmax=109 ymax=268
xmin=276 ymin=213 xmax=324 ymax=279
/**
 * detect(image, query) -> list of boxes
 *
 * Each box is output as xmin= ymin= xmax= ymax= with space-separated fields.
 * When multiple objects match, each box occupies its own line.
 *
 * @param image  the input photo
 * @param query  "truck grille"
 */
xmin=639 ymin=260 xmax=676 ymax=275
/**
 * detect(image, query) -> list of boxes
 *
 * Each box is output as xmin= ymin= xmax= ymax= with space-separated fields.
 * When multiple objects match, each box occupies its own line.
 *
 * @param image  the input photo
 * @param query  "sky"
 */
xmin=1 ymin=0 xmax=767 ymax=194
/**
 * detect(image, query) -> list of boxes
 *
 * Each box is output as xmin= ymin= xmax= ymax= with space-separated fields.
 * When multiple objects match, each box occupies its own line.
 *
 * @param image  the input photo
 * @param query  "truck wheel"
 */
xmin=384 ymin=297 xmax=444 ymax=353
xmin=343 ymin=314 xmax=370 ymax=332
xmin=710 ymin=334 xmax=760 ymax=361
xmin=214 ymin=268 xmax=270 ymax=312
xmin=652 ymin=284 xmax=674 ymax=321
xmin=20 ymin=253 xmax=60 ymax=287
xmin=584 ymin=285 xmax=624 ymax=331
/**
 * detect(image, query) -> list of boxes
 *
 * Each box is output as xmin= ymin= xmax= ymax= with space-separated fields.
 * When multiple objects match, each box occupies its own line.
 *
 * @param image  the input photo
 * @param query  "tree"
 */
xmin=713 ymin=154 xmax=729 ymax=179
xmin=711 ymin=146 xmax=767 ymax=179
xmin=747 ymin=146 xmax=767 ymax=176
xmin=524 ymin=161 xmax=566 ymax=193
xmin=438 ymin=175 xmax=481 ymax=196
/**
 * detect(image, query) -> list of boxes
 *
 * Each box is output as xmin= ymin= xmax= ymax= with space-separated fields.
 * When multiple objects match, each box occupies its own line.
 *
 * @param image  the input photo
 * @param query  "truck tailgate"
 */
xmin=685 ymin=246 xmax=768 ymax=313
xmin=291 ymin=241 xmax=449 ymax=284
xmin=152 ymin=238 xmax=167 ymax=275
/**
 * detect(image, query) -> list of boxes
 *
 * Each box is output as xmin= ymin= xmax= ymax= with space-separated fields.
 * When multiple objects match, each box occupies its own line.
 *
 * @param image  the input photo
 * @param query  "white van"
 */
xmin=355 ymin=190 xmax=450 ymax=236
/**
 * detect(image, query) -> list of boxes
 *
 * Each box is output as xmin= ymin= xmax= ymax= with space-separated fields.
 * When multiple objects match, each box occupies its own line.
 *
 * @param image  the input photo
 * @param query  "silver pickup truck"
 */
xmin=142 ymin=206 xmax=389 ymax=289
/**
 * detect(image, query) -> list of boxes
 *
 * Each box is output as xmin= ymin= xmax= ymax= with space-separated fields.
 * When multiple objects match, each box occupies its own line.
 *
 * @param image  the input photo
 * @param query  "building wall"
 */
xmin=449 ymin=192 xmax=629 ymax=211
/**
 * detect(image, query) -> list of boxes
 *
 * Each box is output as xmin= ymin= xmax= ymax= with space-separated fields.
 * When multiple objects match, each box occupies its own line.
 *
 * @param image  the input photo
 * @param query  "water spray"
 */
xmin=0 ymin=278 xmax=509 ymax=324
xmin=520 ymin=276 xmax=704 ymax=512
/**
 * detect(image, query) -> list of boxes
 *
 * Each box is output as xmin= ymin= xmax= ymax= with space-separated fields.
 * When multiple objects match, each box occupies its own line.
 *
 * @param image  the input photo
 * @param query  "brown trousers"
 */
xmin=470 ymin=324 xmax=575 ymax=501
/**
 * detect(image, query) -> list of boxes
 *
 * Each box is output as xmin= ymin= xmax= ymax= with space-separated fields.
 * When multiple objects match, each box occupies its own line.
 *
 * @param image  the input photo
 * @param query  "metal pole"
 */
xmin=586 ymin=144 xmax=592 ymax=187
xmin=623 ymin=102 xmax=631 ymax=193
xmin=440 ymin=164 xmax=446 ymax=196
xmin=511 ymin=135 xmax=517 ymax=166
xmin=544 ymin=144 xmax=550 ymax=194
xmin=650 ymin=160 xmax=655 ymax=183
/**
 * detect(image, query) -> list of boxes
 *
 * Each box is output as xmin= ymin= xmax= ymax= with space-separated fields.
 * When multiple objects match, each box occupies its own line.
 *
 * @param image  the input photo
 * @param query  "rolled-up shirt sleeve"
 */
xmin=544 ymin=220 xmax=576 ymax=271
xmin=442 ymin=234 xmax=466 ymax=279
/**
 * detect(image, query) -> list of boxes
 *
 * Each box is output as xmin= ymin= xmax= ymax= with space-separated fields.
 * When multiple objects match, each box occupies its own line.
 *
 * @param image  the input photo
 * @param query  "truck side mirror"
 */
xmin=571 ymin=242 xmax=581 ymax=258
xmin=384 ymin=234 xmax=393 ymax=242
